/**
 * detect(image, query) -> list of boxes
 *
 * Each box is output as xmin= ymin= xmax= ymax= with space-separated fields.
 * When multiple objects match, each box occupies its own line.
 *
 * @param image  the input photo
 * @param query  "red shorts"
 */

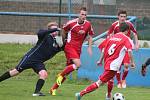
xmin=64 ymin=45 xmax=81 ymax=65
xmin=122 ymin=52 xmax=130 ymax=64
xmin=99 ymin=70 xmax=117 ymax=83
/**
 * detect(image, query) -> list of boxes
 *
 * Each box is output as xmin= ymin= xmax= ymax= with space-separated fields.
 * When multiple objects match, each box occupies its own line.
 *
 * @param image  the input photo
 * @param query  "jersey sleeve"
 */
xmin=98 ymin=39 xmax=108 ymax=51
xmin=128 ymin=21 xmax=138 ymax=35
xmin=63 ymin=21 xmax=71 ymax=32
xmin=107 ymin=24 xmax=115 ymax=37
xmin=37 ymin=29 xmax=49 ymax=40
xmin=37 ymin=28 xmax=59 ymax=40
xmin=124 ymin=37 xmax=134 ymax=51
xmin=88 ymin=24 xmax=95 ymax=36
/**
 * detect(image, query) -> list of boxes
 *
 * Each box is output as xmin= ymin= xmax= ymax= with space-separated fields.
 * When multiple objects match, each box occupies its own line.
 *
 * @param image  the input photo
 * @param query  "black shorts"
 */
xmin=15 ymin=55 xmax=46 ymax=74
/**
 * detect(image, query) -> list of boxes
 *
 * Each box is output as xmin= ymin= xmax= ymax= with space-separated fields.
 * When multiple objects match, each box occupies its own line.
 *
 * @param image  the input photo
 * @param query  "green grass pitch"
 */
xmin=0 ymin=43 xmax=150 ymax=100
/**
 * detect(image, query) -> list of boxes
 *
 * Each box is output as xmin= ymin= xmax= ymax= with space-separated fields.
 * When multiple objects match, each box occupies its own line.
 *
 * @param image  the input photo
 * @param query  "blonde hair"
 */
xmin=80 ymin=7 xmax=87 ymax=11
xmin=47 ymin=22 xmax=58 ymax=29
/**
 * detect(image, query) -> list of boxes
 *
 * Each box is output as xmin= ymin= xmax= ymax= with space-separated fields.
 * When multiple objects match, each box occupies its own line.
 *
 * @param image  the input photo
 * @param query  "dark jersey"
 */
xmin=16 ymin=28 xmax=62 ymax=73
xmin=25 ymin=28 xmax=62 ymax=62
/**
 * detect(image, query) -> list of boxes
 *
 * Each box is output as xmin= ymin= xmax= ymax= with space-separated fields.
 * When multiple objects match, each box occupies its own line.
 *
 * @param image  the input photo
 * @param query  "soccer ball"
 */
xmin=113 ymin=93 xmax=125 ymax=100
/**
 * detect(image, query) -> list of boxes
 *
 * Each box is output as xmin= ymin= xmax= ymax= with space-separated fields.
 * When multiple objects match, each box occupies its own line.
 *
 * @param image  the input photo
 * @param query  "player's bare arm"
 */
xmin=128 ymin=50 xmax=135 ymax=69
xmin=129 ymin=21 xmax=139 ymax=50
xmin=87 ymin=35 xmax=93 ymax=56
xmin=133 ymin=33 xmax=139 ymax=50
xmin=62 ymin=29 xmax=68 ymax=43
xmin=97 ymin=49 xmax=104 ymax=66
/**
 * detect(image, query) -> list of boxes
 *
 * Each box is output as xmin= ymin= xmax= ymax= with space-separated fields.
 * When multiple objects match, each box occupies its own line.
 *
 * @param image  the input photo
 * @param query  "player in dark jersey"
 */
xmin=0 ymin=22 xmax=63 ymax=96
xmin=141 ymin=58 xmax=150 ymax=76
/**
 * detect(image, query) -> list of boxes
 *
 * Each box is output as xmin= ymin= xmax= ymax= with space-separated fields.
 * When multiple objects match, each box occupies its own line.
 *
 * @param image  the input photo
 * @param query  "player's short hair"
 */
xmin=119 ymin=22 xmax=129 ymax=32
xmin=47 ymin=22 xmax=58 ymax=29
xmin=117 ymin=10 xmax=127 ymax=16
xmin=80 ymin=7 xmax=87 ymax=11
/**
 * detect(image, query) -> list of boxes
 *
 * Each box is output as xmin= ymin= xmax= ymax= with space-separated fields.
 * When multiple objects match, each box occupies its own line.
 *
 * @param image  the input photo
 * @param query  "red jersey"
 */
xmin=99 ymin=33 xmax=133 ymax=71
xmin=107 ymin=20 xmax=137 ymax=37
xmin=63 ymin=18 xmax=94 ymax=51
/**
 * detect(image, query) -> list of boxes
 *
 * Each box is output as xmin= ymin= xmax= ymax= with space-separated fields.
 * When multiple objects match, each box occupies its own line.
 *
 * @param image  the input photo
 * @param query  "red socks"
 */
xmin=116 ymin=72 xmax=121 ymax=84
xmin=61 ymin=64 xmax=76 ymax=77
xmin=122 ymin=70 xmax=128 ymax=80
xmin=107 ymin=80 xmax=114 ymax=95
xmin=51 ymin=64 xmax=76 ymax=90
xmin=80 ymin=82 xmax=98 ymax=96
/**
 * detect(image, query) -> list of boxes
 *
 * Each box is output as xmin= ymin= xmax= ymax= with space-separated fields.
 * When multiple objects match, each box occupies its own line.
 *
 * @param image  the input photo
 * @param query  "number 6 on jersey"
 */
xmin=108 ymin=44 xmax=116 ymax=55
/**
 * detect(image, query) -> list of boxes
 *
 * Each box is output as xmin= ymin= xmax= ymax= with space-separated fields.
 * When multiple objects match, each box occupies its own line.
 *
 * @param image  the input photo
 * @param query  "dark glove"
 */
xmin=48 ymin=28 xmax=61 ymax=34
xmin=141 ymin=64 xmax=147 ymax=76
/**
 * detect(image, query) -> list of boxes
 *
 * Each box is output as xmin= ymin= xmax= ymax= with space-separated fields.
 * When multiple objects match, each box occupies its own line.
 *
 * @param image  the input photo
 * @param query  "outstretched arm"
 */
xmin=61 ymin=29 xmax=68 ymax=43
xmin=37 ymin=28 xmax=61 ymax=40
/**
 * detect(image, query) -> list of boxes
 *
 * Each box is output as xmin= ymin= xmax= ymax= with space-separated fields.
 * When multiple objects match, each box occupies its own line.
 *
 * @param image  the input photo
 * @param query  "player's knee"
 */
xmin=124 ymin=67 xmax=129 ymax=70
xmin=96 ymin=80 xmax=103 ymax=87
xmin=73 ymin=59 xmax=81 ymax=68
xmin=10 ymin=69 xmax=19 ymax=76
xmin=39 ymin=70 xmax=48 ymax=79
xmin=71 ymin=64 xmax=79 ymax=70
xmin=124 ymin=63 xmax=129 ymax=69
xmin=75 ymin=62 xmax=81 ymax=68
xmin=124 ymin=66 xmax=129 ymax=71
xmin=109 ymin=78 xmax=114 ymax=83
xmin=117 ymin=70 xmax=120 ymax=73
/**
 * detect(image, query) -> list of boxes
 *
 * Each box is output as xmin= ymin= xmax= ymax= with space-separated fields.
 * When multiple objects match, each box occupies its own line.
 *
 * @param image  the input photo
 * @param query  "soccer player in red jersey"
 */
xmin=49 ymin=7 xmax=94 ymax=95
xmin=75 ymin=22 xmax=135 ymax=100
xmin=107 ymin=10 xmax=139 ymax=89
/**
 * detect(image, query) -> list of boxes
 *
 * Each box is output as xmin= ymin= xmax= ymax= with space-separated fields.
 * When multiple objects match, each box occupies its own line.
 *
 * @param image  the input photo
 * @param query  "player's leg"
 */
xmin=116 ymin=59 xmax=125 ymax=88
xmin=75 ymin=80 xmax=101 ymax=100
xmin=122 ymin=63 xmax=129 ymax=88
xmin=116 ymin=70 xmax=122 ymax=88
xmin=56 ymin=59 xmax=79 ymax=87
xmin=49 ymin=61 xmax=75 ymax=95
xmin=0 ymin=68 xmax=19 ymax=82
xmin=59 ymin=60 xmax=79 ymax=77
xmin=50 ymin=49 xmax=80 ymax=95
xmin=56 ymin=48 xmax=80 ymax=86
xmin=121 ymin=52 xmax=130 ymax=88
xmin=105 ymin=71 xmax=116 ymax=100
xmin=50 ymin=62 xmax=77 ymax=95
xmin=56 ymin=61 xmax=78 ymax=85
xmin=49 ymin=59 xmax=77 ymax=95
xmin=75 ymin=70 xmax=117 ymax=100
xmin=49 ymin=77 xmax=66 ymax=95
xmin=106 ymin=78 xmax=114 ymax=100
xmin=32 ymin=64 xmax=48 ymax=96
xmin=0 ymin=55 xmax=28 ymax=82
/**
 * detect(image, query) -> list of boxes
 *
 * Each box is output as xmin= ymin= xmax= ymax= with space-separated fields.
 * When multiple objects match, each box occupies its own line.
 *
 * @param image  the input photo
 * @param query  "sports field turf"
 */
xmin=0 ymin=43 xmax=150 ymax=100
xmin=0 ymin=77 xmax=150 ymax=100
